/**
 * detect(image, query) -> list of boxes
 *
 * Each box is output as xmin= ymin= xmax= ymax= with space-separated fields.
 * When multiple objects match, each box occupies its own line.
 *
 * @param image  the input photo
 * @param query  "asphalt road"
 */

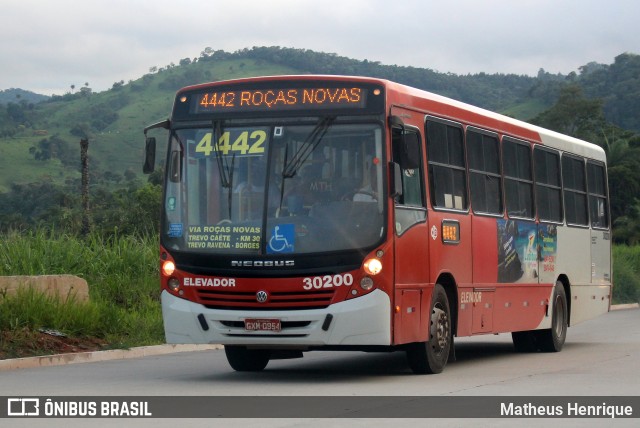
xmin=1 ymin=307 xmax=638 ymax=427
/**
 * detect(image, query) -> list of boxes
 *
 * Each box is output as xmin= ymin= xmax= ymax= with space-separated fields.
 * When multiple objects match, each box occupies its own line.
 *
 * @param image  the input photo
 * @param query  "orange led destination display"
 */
xmin=189 ymin=86 xmax=372 ymax=114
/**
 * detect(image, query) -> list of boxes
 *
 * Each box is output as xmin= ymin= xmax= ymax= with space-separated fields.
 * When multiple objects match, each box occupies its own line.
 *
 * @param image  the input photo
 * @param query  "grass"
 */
xmin=0 ymin=230 xmax=163 ymax=358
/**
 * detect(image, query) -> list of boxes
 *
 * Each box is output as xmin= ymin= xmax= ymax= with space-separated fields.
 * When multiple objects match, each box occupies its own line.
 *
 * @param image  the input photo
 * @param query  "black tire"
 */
xmin=406 ymin=284 xmax=452 ymax=374
xmin=224 ymin=345 xmax=270 ymax=372
xmin=535 ymin=283 xmax=568 ymax=352
xmin=511 ymin=330 xmax=538 ymax=353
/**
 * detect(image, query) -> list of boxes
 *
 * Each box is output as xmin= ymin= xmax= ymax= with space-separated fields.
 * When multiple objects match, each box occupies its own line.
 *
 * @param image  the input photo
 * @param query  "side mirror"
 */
xmin=389 ymin=162 xmax=403 ymax=199
xmin=142 ymin=119 xmax=169 ymax=174
xmin=143 ymin=137 xmax=156 ymax=174
xmin=390 ymin=115 xmax=420 ymax=169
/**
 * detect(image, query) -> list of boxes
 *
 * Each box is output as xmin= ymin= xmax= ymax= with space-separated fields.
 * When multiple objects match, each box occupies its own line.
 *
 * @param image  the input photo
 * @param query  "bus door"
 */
xmin=390 ymin=122 xmax=429 ymax=345
xmin=424 ymin=118 xmax=473 ymax=334
xmin=466 ymin=128 xmax=503 ymax=334
xmin=587 ymin=162 xmax=611 ymax=284
xmin=470 ymin=215 xmax=498 ymax=334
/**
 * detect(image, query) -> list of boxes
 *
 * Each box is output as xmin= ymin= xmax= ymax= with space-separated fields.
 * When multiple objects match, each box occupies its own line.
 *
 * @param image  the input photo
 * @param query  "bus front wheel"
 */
xmin=224 ymin=345 xmax=270 ymax=372
xmin=406 ymin=284 xmax=452 ymax=374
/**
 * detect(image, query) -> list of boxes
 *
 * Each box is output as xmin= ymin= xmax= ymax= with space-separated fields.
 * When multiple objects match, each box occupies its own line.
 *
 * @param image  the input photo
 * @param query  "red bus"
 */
xmin=143 ymin=75 xmax=612 ymax=374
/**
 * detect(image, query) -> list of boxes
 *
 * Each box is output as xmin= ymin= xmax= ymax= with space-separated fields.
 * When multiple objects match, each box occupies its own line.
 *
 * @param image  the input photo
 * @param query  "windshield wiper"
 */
xmin=282 ymin=116 xmax=335 ymax=179
xmin=278 ymin=116 xmax=335 ymax=213
xmin=212 ymin=120 xmax=235 ymax=219
xmin=212 ymin=120 xmax=234 ymax=188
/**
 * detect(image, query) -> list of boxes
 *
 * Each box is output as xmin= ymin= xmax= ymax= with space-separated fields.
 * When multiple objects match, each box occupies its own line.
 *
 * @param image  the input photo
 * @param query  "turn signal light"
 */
xmin=162 ymin=260 xmax=176 ymax=276
xmin=168 ymin=277 xmax=180 ymax=291
xmin=360 ymin=277 xmax=374 ymax=291
xmin=363 ymin=258 xmax=382 ymax=275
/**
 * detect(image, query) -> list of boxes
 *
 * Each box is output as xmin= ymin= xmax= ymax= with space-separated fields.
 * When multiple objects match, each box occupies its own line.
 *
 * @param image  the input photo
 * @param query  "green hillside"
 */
xmin=0 ymin=57 xmax=300 ymax=192
xmin=1 ymin=47 xmax=639 ymax=194
xmin=0 ymin=88 xmax=48 ymax=105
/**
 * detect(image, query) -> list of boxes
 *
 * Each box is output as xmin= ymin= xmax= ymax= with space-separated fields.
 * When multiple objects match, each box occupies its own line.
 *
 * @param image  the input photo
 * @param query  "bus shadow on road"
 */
xmin=192 ymin=340 xmax=553 ymax=382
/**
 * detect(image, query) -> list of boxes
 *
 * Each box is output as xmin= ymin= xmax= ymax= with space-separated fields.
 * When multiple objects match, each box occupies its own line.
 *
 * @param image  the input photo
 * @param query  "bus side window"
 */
xmin=392 ymin=127 xmax=426 ymax=234
xmin=426 ymin=119 xmax=467 ymax=211
xmin=562 ymin=154 xmax=589 ymax=226
xmin=503 ymin=138 xmax=534 ymax=219
xmin=534 ymin=146 xmax=563 ymax=223
xmin=467 ymin=128 xmax=502 ymax=215
xmin=587 ymin=161 xmax=609 ymax=229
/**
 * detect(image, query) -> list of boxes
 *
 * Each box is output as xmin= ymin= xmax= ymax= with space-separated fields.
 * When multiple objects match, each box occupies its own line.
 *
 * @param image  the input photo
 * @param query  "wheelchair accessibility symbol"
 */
xmin=267 ymin=224 xmax=295 ymax=254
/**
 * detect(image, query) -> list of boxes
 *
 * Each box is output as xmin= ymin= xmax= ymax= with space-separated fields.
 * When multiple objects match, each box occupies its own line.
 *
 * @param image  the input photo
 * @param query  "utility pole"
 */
xmin=80 ymin=138 xmax=90 ymax=236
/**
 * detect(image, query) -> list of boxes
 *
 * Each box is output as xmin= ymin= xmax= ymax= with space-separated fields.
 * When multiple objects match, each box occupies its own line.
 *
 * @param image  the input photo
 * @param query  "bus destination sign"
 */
xmin=187 ymin=85 xmax=376 ymax=114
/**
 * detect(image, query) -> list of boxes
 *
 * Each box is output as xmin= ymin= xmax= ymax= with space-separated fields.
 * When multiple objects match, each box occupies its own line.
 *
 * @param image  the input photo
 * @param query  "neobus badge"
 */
xmin=231 ymin=260 xmax=295 ymax=267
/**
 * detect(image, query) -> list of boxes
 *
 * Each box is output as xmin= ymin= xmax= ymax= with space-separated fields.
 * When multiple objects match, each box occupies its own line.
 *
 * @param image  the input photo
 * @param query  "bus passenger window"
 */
xmin=534 ymin=147 xmax=563 ymax=223
xmin=562 ymin=155 xmax=588 ymax=226
xmin=587 ymin=161 xmax=609 ymax=229
xmin=467 ymin=129 xmax=502 ymax=215
xmin=503 ymin=138 xmax=534 ymax=219
xmin=426 ymin=119 xmax=467 ymax=211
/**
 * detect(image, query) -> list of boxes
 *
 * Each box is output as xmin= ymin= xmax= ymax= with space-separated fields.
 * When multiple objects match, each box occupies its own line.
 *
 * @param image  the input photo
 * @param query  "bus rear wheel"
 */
xmin=535 ymin=282 xmax=568 ymax=352
xmin=224 ymin=345 xmax=270 ymax=372
xmin=406 ymin=284 xmax=451 ymax=374
xmin=511 ymin=282 xmax=568 ymax=353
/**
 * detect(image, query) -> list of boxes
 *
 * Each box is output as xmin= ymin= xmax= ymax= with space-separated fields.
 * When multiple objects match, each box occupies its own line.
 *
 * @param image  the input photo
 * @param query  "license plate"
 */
xmin=244 ymin=318 xmax=281 ymax=332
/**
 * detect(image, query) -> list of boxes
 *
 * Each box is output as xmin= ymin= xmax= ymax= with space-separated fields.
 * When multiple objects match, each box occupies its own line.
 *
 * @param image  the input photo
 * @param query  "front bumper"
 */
xmin=161 ymin=289 xmax=391 ymax=347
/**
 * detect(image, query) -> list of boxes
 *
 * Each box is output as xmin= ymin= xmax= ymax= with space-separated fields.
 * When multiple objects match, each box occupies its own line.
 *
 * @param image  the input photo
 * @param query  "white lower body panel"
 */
xmin=161 ymin=289 xmax=392 ymax=347
xmin=569 ymin=284 xmax=611 ymax=325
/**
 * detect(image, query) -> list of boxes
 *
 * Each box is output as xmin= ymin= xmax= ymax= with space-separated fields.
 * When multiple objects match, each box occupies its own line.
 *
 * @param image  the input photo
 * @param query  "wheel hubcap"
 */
xmin=431 ymin=306 xmax=450 ymax=352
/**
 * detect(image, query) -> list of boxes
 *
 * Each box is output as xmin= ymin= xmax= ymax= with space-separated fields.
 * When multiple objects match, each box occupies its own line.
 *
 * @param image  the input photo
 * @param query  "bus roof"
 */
xmin=383 ymin=79 xmax=607 ymax=163
xmin=180 ymin=75 xmax=607 ymax=163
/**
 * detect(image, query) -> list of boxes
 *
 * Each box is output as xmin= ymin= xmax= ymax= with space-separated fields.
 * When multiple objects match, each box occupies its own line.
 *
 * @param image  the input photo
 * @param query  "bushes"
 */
xmin=0 ymin=180 xmax=161 ymax=238
xmin=612 ymin=246 xmax=640 ymax=304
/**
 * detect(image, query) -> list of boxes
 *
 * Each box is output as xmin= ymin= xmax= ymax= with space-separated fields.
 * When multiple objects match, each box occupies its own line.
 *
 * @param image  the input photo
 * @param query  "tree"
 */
xmin=531 ymin=84 xmax=640 ymax=234
xmin=613 ymin=199 xmax=640 ymax=245
xmin=70 ymin=122 xmax=92 ymax=139
xmin=531 ymin=85 xmax=606 ymax=141
xmin=80 ymin=86 xmax=92 ymax=98
xmin=80 ymin=138 xmax=90 ymax=236
xmin=6 ymin=102 xmax=26 ymax=123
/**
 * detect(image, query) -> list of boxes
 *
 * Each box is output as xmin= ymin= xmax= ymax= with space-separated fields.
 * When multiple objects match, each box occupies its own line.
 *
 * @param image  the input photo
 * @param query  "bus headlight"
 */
xmin=360 ymin=277 xmax=374 ymax=291
xmin=363 ymin=258 xmax=382 ymax=275
xmin=162 ymin=260 xmax=176 ymax=276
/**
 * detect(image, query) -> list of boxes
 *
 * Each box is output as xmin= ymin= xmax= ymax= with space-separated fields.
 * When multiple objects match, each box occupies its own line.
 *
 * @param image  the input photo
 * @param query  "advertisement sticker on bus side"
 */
xmin=497 ymin=219 xmax=557 ymax=283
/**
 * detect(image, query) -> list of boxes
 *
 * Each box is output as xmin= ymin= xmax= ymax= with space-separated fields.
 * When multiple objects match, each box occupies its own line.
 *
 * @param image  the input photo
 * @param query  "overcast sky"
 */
xmin=2 ymin=0 xmax=638 ymax=95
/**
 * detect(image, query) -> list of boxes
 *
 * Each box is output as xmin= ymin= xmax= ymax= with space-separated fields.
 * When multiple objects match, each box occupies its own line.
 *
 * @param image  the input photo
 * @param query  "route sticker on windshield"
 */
xmin=267 ymin=224 xmax=295 ymax=254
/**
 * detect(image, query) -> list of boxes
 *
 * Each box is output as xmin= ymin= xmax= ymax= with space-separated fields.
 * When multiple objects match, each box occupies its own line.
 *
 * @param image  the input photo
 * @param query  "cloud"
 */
xmin=1 ymin=0 xmax=638 ymax=94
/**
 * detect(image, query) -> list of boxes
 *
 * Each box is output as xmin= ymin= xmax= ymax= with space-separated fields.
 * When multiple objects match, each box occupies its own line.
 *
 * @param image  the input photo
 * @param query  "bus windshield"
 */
xmin=162 ymin=120 xmax=385 ymax=255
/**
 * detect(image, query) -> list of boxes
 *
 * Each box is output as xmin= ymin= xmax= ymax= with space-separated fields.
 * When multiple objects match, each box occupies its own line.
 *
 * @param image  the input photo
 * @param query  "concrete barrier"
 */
xmin=0 ymin=275 xmax=89 ymax=302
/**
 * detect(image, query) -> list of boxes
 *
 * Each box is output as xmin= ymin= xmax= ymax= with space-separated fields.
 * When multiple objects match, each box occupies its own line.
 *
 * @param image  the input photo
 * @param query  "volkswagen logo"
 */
xmin=256 ymin=290 xmax=268 ymax=303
